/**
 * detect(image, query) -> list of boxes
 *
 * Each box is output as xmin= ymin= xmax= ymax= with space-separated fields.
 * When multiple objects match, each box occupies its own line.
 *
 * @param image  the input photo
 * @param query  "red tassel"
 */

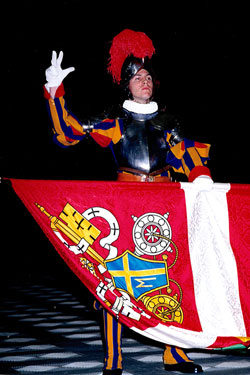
xmin=107 ymin=29 xmax=155 ymax=84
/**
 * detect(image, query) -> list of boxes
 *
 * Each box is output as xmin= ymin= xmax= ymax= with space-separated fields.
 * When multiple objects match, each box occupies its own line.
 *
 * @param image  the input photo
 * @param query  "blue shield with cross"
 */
xmin=105 ymin=250 xmax=169 ymax=300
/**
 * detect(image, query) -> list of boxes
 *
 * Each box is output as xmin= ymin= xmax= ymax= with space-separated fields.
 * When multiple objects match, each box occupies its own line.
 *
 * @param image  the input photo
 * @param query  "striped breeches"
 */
xmin=102 ymin=310 xmax=193 ymax=371
xmin=103 ymin=309 xmax=123 ymax=370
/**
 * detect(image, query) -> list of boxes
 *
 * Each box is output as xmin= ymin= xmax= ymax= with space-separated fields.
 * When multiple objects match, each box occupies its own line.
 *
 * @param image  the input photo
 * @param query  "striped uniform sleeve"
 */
xmin=44 ymin=84 xmax=122 ymax=148
xmin=90 ymin=118 xmax=122 ymax=147
xmin=165 ymin=132 xmax=211 ymax=181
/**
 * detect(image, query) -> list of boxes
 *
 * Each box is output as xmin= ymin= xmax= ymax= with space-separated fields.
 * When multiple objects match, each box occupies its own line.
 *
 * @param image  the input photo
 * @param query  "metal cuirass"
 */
xmin=112 ymin=111 xmax=169 ymax=174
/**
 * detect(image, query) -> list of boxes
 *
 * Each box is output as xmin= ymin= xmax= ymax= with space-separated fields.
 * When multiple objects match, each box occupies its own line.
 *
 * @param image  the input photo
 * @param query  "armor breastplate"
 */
xmin=113 ymin=111 xmax=169 ymax=174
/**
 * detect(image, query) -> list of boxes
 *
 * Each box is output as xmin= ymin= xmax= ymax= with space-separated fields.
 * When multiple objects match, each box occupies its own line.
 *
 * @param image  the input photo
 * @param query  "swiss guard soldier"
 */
xmin=44 ymin=29 xmax=212 ymax=374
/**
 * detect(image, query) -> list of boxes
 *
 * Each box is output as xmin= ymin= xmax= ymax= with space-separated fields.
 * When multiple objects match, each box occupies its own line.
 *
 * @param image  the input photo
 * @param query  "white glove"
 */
xmin=45 ymin=51 xmax=75 ymax=89
xmin=192 ymin=175 xmax=214 ymax=190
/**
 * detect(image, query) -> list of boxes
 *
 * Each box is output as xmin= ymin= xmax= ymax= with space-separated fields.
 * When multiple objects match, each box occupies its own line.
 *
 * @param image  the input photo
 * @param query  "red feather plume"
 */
xmin=107 ymin=29 xmax=155 ymax=84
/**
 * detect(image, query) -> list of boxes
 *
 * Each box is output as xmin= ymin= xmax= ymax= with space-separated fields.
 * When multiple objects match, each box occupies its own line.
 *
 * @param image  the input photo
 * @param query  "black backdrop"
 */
xmin=1 ymin=0 xmax=248 ymax=283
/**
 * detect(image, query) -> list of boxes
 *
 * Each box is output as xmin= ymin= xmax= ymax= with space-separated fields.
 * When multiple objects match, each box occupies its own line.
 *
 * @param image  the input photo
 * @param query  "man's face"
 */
xmin=128 ymin=69 xmax=153 ymax=104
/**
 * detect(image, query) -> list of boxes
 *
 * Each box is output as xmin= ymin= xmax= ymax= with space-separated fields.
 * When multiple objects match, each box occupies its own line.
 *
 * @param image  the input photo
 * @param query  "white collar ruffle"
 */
xmin=122 ymin=100 xmax=158 ymax=115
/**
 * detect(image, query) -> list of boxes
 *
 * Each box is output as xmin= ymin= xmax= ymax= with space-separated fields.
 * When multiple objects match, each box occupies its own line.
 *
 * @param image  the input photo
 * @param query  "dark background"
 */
xmin=1 ymin=0 xmax=248 ymax=283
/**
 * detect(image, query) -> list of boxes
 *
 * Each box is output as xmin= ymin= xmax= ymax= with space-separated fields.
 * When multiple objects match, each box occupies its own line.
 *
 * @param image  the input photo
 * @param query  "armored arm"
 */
xmin=162 ymin=113 xmax=211 ymax=181
xmin=169 ymin=122 xmax=184 ymax=147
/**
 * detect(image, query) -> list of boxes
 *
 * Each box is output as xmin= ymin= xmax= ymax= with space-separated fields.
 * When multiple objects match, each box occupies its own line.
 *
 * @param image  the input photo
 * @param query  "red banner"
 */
xmin=9 ymin=179 xmax=250 ymax=350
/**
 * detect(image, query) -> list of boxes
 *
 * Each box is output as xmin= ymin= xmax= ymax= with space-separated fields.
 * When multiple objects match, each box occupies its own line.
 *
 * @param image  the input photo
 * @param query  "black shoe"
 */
xmin=103 ymin=369 xmax=122 ymax=375
xmin=164 ymin=362 xmax=203 ymax=373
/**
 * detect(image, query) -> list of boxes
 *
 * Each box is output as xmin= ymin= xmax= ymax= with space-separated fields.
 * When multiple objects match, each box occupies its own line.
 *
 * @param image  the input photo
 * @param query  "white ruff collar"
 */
xmin=122 ymin=100 xmax=158 ymax=114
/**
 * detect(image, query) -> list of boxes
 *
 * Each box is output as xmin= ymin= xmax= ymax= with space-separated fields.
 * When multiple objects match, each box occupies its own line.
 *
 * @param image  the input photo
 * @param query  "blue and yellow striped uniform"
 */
xmin=44 ymin=84 xmax=211 ymax=182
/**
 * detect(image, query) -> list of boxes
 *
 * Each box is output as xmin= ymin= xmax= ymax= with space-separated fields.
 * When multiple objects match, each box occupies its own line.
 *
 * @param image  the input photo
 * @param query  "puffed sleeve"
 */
xmin=166 ymin=133 xmax=211 ymax=181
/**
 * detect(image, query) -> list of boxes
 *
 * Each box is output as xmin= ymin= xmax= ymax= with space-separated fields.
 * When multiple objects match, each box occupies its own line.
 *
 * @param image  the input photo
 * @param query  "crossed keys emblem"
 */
xmin=36 ymin=202 xmax=183 ymax=324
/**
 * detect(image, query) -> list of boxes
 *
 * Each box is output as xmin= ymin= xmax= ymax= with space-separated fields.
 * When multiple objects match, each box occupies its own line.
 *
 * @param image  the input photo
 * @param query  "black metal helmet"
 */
xmin=120 ymin=55 xmax=159 ymax=99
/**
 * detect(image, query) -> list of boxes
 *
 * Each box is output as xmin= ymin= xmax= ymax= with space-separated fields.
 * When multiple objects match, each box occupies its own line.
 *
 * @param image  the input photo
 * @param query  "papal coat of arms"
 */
xmin=36 ymin=202 xmax=183 ymax=323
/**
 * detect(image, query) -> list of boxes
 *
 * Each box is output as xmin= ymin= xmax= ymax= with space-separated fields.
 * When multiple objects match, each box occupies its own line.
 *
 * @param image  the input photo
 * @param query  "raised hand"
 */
xmin=45 ymin=51 xmax=75 ymax=88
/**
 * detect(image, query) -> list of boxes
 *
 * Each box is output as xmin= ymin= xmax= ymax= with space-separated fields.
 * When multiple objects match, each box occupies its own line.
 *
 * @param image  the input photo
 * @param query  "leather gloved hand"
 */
xmin=45 ymin=51 xmax=75 ymax=91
